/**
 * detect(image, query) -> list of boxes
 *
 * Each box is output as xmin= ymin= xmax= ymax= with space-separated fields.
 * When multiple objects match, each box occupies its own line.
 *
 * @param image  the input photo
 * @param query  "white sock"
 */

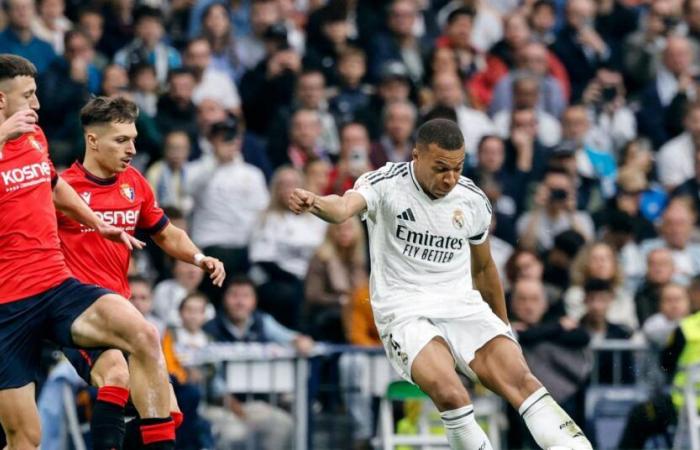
xmin=439 ymin=404 xmax=493 ymax=450
xmin=519 ymin=387 xmax=593 ymax=450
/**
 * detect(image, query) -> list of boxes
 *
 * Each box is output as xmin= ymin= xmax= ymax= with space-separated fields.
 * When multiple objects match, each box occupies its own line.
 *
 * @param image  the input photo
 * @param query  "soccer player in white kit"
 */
xmin=288 ymin=119 xmax=592 ymax=450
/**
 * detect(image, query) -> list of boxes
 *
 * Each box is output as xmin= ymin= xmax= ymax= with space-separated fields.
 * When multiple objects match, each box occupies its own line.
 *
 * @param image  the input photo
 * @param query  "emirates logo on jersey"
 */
xmin=120 ymin=184 xmax=135 ymax=202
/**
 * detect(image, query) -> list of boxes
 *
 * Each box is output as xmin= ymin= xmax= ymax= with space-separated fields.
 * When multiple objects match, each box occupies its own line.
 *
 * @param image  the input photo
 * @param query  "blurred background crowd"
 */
xmin=4 ymin=0 xmax=700 ymax=448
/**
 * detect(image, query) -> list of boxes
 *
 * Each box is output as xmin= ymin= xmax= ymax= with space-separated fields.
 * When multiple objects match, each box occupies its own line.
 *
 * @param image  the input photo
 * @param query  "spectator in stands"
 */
xmin=493 ymin=73 xmax=562 ymax=147
xmin=357 ymin=61 xmax=413 ymax=139
xmin=489 ymin=41 xmax=568 ymax=118
xmin=305 ymin=217 xmax=367 ymax=341
xmin=146 ymin=130 xmax=193 ymax=215
xmin=641 ymin=197 xmax=700 ymax=284
xmin=638 ymin=36 xmax=697 ymax=150
xmin=551 ymin=0 xmax=611 ymax=101
xmin=249 ymin=167 xmax=327 ymax=330
xmin=527 ymin=0 xmax=556 ymax=45
xmin=673 ymin=148 xmax=700 ymax=219
xmin=161 ymin=292 xmax=216 ymax=450
xmin=183 ymin=36 xmax=241 ymax=115
xmin=508 ymin=278 xmax=591 ymax=447
xmin=368 ymin=0 xmax=431 ymax=84
xmin=31 ymin=0 xmax=69 ymax=55
xmin=656 ymin=101 xmax=700 ymax=190
xmin=517 ymin=168 xmax=595 ymax=252
xmin=271 ymin=108 xmax=329 ymax=170
xmin=75 ymin=7 xmax=107 ymax=68
xmin=114 ymin=6 xmax=181 ymax=85
xmin=579 ymin=278 xmax=635 ymax=383
xmin=188 ymin=0 xmax=252 ymax=41
xmin=368 ymin=100 xmax=415 ymax=169
xmin=434 ymin=7 xmax=485 ymax=81
xmin=643 ymin=283 xmax=691 ymax=347
xmin=188 ymin=119 xmax=269 ymax=288
xmin=622 ymin=0 xmax=674 ymax=96
xmin=303 ymin=3 xmax=355 ymax=87
xmin=580 ymin=67 xmax=637 ymax=154
xmin=328 ymin=46 xmax=372 ymax=125
xmin=234 ymin=0 xmax=282 ymax=70
xmin=505 ymin=248 xmax=545 ymax=288
xmin=156 ymin=68 xmax=198 ymax=140
xmin=635 ymin=248 xmax=676 ymax=326
xmin=303 ymin=158 xmax=331 ymax=195
xmin=128 ymin=63 xmax=158 ymax=118
xmin=564 ymin=241 xmax=638 ymax=330
xmin=240 ymin=22 xmax=300 ymax=135
xmin=152 ymin=259 xmax=210 ymax=327
xmin=39 ymin=29 xmax=100 ymax=154
xmin=594 ymin=167 xmax=657 ymax=244
xmin=502 ymin=106 xmax=551 ymax=185
xmin=203 ymin=276 xmax=311 ymax=448
xmin=437 ymin=1 xmax=503 ymax=54
xmin=199 ymin=2 xmax=245 ymax=82
xmin=338 ymin=282 xmax=382 ymax=450
xmin=326 ymin=122 xmax=373 ymax=195
xmin=268 ymin=69 xmax=340 ymax=162
xmin=0 ymin=0 xmax=55 ymax=73
xmin=560 ymin=105 xmax=617 ymax=203
xmin=430 ymin=70 xmax=495 ymax=155
xmin=129 ymin=274 xmax=166 ymax=337
xmin=543 ymin=230 xmax=587 ymax=303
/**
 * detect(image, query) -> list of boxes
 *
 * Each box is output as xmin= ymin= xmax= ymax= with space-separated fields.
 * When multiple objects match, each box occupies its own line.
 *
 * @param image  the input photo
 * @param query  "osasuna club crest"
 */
xmin=452 ymin=209 xmax=465 ymax=229
xmin=120 ymin=184 xmax=135 ymax=202
xmin=28 ymin=135 xmax=43 ymax=152
xmin=80 ymin=192 xmax=91 ymax=205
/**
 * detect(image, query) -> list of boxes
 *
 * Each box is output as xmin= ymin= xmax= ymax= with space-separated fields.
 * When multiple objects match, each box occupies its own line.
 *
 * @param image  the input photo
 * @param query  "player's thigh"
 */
xmin=0 ymin=384 xmax=41 ymax=446
xmin=469 ymin=335 xmax=540 ymax=405
xmin=69 ymin=292 xmax=160 ymax=354
xmin=411 ymin=338 xmax=471 ymax=411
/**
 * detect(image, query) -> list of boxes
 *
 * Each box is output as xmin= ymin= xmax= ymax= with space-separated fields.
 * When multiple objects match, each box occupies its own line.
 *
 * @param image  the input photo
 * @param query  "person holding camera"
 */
xmin=581 ymin=67 xmax=637 ymax=153
xmin=516 ymin=167 xmax=595 ymax=252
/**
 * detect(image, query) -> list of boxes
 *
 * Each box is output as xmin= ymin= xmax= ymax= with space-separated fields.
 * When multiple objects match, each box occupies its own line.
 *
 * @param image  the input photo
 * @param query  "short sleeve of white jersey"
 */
xmin=349 ymin=163 xmax=400 ymax=221
xmin=460 ymin=179 xmax=492 ymax=245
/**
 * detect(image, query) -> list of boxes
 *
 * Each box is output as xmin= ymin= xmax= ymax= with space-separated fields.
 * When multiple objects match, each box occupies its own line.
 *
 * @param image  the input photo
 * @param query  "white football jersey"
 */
xmin=350 ymin=161 xmax=493 ymax=326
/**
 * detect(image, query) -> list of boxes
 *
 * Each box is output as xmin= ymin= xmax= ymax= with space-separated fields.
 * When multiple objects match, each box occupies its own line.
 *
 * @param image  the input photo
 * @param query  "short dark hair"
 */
xmin=416 ymin=118 xmax=464 ymax=151
xmin=168 ymin=67 xmax=196 ymax=82
xmin=64 ymin=29 xmax=92 ymax=51
xmin=584 ymin=278 xmax=613 ymax=295
xmin=0 ymin=54 xmax=37 ymax=83
xmin=127 ymin=274 xmax=152 ymax=288
xmin=225 ymin=274 xmax=256 ymax=292
xmin=179 ymin=291 xmax=209 ymax=311
xmin=133 ymin=5 xmax=162 ymax=23
xmin=447 ymin=6 xmax=475 ymax=25
xmin=80 ymin=96 xmax=139 ymax=129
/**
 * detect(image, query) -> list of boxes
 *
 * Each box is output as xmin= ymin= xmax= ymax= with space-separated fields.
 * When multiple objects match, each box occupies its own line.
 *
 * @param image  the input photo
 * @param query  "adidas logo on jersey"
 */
xmin=396 ymin=208 xmax=416 ymax=222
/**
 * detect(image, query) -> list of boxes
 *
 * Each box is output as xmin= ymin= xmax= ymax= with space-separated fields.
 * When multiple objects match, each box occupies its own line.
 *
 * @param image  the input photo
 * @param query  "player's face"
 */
xmin=412 ymin=144 xmax=465 ymax=199
xmin=0 ymin=76 xmax=39 ymax=119
xmin=89 ymin=122 xmax=137 ymax=174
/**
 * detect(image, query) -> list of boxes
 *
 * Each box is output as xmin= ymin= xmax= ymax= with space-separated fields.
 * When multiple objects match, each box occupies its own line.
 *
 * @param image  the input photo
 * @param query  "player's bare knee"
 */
xmin=424 ymin=381 xmax=469 ymax=411
xmin=92 ymin=350 xmax=130 ymax=388
xmin=129 ymin=321 xmax=162 ymax=360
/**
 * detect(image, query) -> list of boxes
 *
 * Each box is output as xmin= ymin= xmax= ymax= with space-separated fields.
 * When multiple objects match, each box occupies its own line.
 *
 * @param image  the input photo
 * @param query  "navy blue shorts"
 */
xmin=0 ymin=278 xmax=111 ymax=389
xmin=62 ymin=348 xmax=106 ymax=384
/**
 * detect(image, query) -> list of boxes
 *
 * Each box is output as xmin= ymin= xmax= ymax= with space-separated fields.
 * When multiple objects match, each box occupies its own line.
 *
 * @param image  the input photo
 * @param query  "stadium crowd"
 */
xmin=3 ymin=0 xmax=700 ymax=448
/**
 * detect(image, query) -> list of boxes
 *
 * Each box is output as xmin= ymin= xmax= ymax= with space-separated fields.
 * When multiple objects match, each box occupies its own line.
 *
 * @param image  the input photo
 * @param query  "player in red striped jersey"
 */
xmin=0 ymin=55 xmax=177 ymax=450
xmin=56 ymin=96 xmax=225 ymax=450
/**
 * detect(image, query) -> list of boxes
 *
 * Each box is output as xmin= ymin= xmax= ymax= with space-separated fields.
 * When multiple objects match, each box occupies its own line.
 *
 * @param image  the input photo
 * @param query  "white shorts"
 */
xmin=378 ymin=307 xmax=513 ymax=383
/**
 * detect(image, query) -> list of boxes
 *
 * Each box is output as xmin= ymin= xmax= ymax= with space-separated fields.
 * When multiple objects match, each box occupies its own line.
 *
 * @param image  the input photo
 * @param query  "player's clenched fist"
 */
xmin=288 ymin=188 xmax=316 ymax=214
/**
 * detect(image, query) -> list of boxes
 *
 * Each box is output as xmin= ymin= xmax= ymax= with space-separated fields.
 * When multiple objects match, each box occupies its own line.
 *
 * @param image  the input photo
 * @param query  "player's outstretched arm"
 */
xmin=53 ymin=177 xmax=145 ymax=250
xmin=151 ymin=223 xmax=226 ymax=287
xmin=471 ymin=239 xmax=509 ymax=325
xmin=288 ymin=188 xmax=367 ymax=224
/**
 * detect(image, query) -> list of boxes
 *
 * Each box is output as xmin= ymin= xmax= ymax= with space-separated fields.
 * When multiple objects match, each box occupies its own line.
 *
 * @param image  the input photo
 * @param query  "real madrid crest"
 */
xmin=452 ymin=209 xmax=465 ymax=229
xmin=120 ymin=183 xmax=135 ymax=202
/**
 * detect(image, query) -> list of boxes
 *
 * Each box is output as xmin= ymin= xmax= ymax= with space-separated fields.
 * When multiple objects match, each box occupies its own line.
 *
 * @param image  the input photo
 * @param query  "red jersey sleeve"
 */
xmin=136 ymin=173 xmax=169 ymax=234
xmin=32 ymin=126 xmax=58 ymax=187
